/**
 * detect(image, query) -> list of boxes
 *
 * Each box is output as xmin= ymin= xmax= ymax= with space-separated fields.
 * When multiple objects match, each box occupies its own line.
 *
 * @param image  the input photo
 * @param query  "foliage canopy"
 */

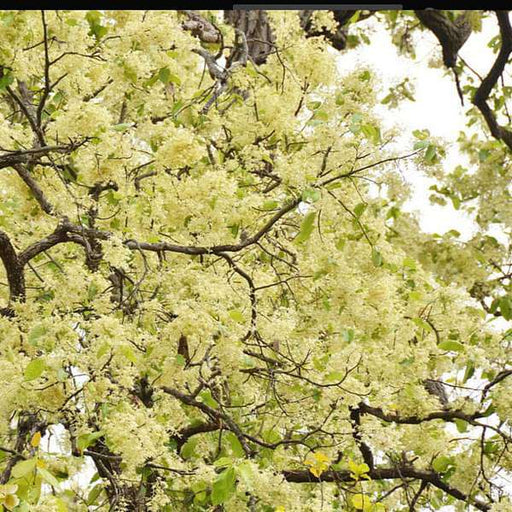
xmin=0 ymin=9 xmax=511 ymax=512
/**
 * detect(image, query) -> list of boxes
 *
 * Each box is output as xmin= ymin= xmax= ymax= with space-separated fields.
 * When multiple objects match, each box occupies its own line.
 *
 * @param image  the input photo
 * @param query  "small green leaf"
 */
xmin=39 ymin=467 xmax=61 ymax=489
xmin=211 ymin=467 xmax=236 ymax=505
xmin=499 ymin=296 xmax=512 ymax=320
xmin=438 ymin=340 xmax=464 ymax=352
xmin=11 ymin=457 xmax=37 ymax=478
xmin=432 ymin=455 xmax=453 ymax=473
xmin=261 ymin=200 xmax=279 ymax=211
xmin=0 ymin=71 xmax=14 ymax=90
xmin=77 ymin=431 xmax=104 ymax=452
xmin=120 ymin=345 xmax=138 ymax=363
xmin=294 ymin=212 xmax=316 ymax=244
xmin=353 ymin=202 xmax=367 ymax=218
xmin=371 ymin=248 xmax=383 ymax=267
xmin=24 ymin=359 xmax=45 ymax=381
xmin=225 ymin=432 xmax=245 ymax=458
xmin=28 ymin=325 xmax=47 ymax=345
xmin=342 ymin=328 xmax=354 ymax=343
xmin=302 ymin=188 xmax=321 ymax=203
xmin=411 ymin=317 xmax=433 ymax=333
xmin=158 ymin=67 xmax=170 ymax=84
xmin=180 ymin=438 xmax=197 ymax=459
xmin=455 ymin=419 xmax=468 ymax=433
xmin=87 ymin=484 xmax=104 ymax=505
xmin=111 ymin=123 xmax=132 ymax=132
xmin=352 ymin=493 xmax=372 ymax=511
xmin=199 ymin=390 xmax=218 ymax=409
xmin=228 ymin=309 xmax=244 ymax=323
xmin=425 ymin=144 xmax=437 ymax=163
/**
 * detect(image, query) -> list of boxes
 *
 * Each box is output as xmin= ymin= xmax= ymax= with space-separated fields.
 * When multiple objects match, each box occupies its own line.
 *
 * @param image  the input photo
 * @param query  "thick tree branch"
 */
xmin=283 ymin=466 xmax=491 ymax=510
xmin=0 ymin=144 xmax=80 ymax=170
xmin=224 ymin=10 xmax=274 ymax=65
xmin=472 ymin=11 xmax=512 ymax=150
xmin=415 ymin=10 xmax=472 ymax=68
xmin=0 ymin=230 xmax=25 ymax=307
xmin=180 ymin=10 xmax=222 ymax=44
xmin=12 ymin=164 xmax=54 ymax=214
xmin=358 ymin=402 xmax=486 ymax=425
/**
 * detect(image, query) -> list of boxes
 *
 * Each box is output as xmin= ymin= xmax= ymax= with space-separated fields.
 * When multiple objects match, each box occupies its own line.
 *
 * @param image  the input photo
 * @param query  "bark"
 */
xmin=472 ymin=11 xmax=512 ymax=150
xmin=415 ymin=10 xmax=472 ymax=68
xmin=224 ymin=10 xmax=274 ymax=64
xmin=0 ymin=230 xmax=25 ymax=312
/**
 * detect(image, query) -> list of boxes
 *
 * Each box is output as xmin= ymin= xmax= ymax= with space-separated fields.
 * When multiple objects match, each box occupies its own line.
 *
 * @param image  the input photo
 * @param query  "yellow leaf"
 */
xmin=36 ymin=458 xmax=46 ymax=469
xmin=30 ymin=431 xmax=42 ymax=448
xmin=275 ymin=507 xmax=285 ymax=512
xmin=305 ymin=452 xmax=331 ymax=478
xmin=3 ymin=493 xmax=20 ymax=510
xmin=352 ymin=493 xmax=372 ymax=511
xmin=349 ymin=459 xmax=370 ymax=480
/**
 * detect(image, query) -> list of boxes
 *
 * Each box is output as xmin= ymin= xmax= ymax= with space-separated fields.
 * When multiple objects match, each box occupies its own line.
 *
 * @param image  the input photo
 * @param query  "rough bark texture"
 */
xmin=472 ymin=11 xmax=512 ymax=150
xmin=414 ymin=10 xmax=472 ymax=68
xmin=224 ymin=10 xmax=274 ymax=64
xmin=0 ymin=230 xmax=25 ymax=306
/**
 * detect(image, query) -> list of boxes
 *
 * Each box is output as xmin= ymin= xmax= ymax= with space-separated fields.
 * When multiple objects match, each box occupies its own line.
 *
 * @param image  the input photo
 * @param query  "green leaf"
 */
xmin=87 ymin=484 xmax=104 ymax=505
xmin=111 ymin=123 xmax=132 ymax=132
xmin=499 ymin=296 xmax=512 ymax=320
xmin=24 ymin=359 xmax=45 ymax=381
xmin=228 ymin=309 xmax=244 ymax=323
xmin=307 ymin=100 xmax=322 ymax=110
xmin=411 ymin=317 xmax=433 ymax=333
xmin=371 ymin=248 xmax=383 ymax=267
xmin=120 ymin=345 xmax=138 ymax=364
xmin=0 ymin=71 xmax=14 ymax=90
xmin=213 ymin=456 xmax=232 ymax=468
xmin=462 ymin=361 xmax=475 ymax=383
xmin=403 ymin=256 xmax=417 ymax=270
xmin=352 ymin=493 xmax=372 ymax=511
xmin=302 ymin=188 xmax=320 ymax=203
xmin=432 ymin=455 xmax=454 ymax=473
xmin=455 ymin=419 xmax=468 ymax=433
xmin=438 ymin=340 xmax=464 ymax=352
xmin=342 ymin=328 xmax=354 ymax=342
xmin=28 ymin=325 xmax=47 ymax=346
xmin=38 ymin=467 xmax=61 ymax=489
xmin=77 ymin=431 xmax=104 ymax=452
xmin=199 ymin=390 xmax=218 ymax=409
xmin=158 ymin=67 xmax=170 ymax=84
xmin=294 ymin=212 xmax=316 ymax=244
xmin=226 ymin=432 xmax=245 ymax=458
xmin=11 ymin=457 xmax=37 ymax=478
xmin=425 ymin=144 xmax=437 ymax=163
xmin=413 ymin=140 xmax=429 ymax=149
xmin=261 ymin=200 xmax=279 ymax=211
xmin=353 ymin=202 xmax=367 ymax=218
xmin=211 ymin=467 xmax=236 ymax=505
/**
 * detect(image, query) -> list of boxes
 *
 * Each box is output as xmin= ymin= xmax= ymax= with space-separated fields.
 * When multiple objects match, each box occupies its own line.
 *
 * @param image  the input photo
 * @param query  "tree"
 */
xmin=0 ymin=9 xmax=510 ymax=512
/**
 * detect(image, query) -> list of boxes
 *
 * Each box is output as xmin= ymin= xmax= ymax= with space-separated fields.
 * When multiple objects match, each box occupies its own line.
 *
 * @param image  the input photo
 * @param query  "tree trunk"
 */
xmin=224 ymin=10 xmax=274 ymax=64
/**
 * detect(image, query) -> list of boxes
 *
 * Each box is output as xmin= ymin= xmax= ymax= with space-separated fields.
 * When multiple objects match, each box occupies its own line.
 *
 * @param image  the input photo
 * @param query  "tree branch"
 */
xmin=472 ymin=11 xmax=512 ymax=150
xmin=12 ymin=164 xmax=54 ymax=214
xmin=282 ymin=466 xmax=491 ymax=510
xmin=415 ymin=10 xmax=472 ymax=68
xmin=0 ymin=230 xmax=25 ymax=307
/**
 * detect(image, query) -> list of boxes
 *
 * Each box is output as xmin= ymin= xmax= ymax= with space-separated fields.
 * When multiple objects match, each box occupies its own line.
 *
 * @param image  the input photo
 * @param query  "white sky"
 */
xmin=336 ymin=14 xmax=497 ymax=240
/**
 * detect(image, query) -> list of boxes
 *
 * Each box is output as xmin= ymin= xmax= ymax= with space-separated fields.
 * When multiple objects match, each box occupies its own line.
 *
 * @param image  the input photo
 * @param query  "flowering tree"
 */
xmin=0 ymin=9 xmax=510 ymax=512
